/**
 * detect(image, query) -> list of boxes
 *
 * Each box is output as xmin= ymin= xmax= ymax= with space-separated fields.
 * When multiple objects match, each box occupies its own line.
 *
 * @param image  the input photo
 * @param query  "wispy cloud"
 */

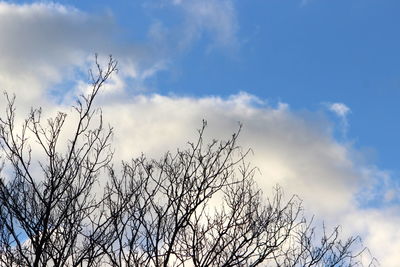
xmin=327 ymin=102 xmax=351 ymax=138
xmin=300 ymin=0 xmax=315 ymax=7
xmin=174 ymin=0 xmax=238 ymax=50
xmin=145 ymin=0 xmax=239 ymax=53
xmin=329 ymin=102 xmax=351 ymax=117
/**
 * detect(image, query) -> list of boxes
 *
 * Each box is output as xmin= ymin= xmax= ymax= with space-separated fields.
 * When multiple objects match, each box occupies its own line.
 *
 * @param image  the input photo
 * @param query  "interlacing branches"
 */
xmin=0 ymin=56 xmax=376 ymax=267
xmin=101 ymin=122 xmax=376 ymax=267
xmin=0 ymin=56 xmax=117 ymax=267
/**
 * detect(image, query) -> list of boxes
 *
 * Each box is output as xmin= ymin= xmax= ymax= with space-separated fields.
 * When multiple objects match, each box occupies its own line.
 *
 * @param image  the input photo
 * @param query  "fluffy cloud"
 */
xmin=1 ymin=1 xmax=399 ymax=266
xmin=98 ymin=92 xmax=399 ymax=266
xmin=4 ymin=87 xmax=400 ymax=265
xmin=0 ymin=2 xmax=164 ymax=108
xmin=102 ymin=94 xmax=358 ymax=215
xmin=0 ymin=3 xmax=104 ymax=95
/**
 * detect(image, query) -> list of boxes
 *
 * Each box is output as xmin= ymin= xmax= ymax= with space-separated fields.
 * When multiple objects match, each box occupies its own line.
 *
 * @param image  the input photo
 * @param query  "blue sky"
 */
xmin=37 ymin=0 xmax=400 ymax=170
xmin=1 ymin=0 xmax=400 ymax=265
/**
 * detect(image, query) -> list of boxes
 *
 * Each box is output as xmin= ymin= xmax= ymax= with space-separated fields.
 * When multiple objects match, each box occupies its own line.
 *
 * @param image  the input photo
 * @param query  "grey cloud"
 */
xmin=0 ymin=3 xmax=111 ymax=77
xmin=0 ymin=2 xmax=162 ymax=106
xmin=0 ymin=1 xmax=239 ymax=107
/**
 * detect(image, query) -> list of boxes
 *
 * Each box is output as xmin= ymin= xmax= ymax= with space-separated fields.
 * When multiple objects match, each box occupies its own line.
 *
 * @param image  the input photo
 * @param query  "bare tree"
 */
xmin=102 ymin=123 xmax=374 ymax=267
xmin=0 ymin=57 xmax=375 ymax=267
xmin=0 ymin=56 xmax=117 ymax=267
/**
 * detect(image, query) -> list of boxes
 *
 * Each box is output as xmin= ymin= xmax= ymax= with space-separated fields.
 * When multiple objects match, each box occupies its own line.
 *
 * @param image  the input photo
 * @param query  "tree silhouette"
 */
xmin=0 ymin=56 xmax=117 ymax=267
xmin=0 ymin=57 xmax=375 ymax=267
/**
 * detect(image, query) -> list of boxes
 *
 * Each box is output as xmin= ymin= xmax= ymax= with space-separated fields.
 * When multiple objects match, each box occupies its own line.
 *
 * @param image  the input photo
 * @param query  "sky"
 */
xmin=0 ymin=0 xmax=399 ymax=265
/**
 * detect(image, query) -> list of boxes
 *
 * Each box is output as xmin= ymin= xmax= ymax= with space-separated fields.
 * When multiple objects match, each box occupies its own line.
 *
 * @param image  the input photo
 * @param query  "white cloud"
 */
xmin=95 ymin=92 xmax=399 ymax=266
xmin=103 ymin=94 xmax=355 ymax=214
xmin=0 ymin=2 xmax=398 ymax=265
xmin=342 ymin=208 xmax=400 ymax=266
xmin=327 ymin=102 xmax=351 ymax=138
xmin=5 ymin=88 xmax=400 ymax=266
xmin=329 ymin=102 xmax=351 ymax=118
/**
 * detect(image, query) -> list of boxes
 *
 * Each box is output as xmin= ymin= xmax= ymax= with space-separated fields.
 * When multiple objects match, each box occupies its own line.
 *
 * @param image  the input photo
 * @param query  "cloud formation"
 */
xmin=0 ymin=3 xmax=108 ymax=94
xmin=0 ymin=2 xmax=399 ymax=266
xmin=0 ymin=2 xmax=165 ymax=107
xmin=327 ymin=102 xmax=351 ymax=138
xmin=99 ymin=92 xmax=398 ymax=266
xmin=104 ymin=94 xmax=357 ymax=214
xmin=329 ymin=102 xmax=351 ymax=118
xmin=0 ymin=0 xmax=239 ymax=109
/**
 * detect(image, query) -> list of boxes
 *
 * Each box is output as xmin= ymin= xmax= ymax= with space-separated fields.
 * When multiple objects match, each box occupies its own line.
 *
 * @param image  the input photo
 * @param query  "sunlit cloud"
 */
xmin=0 ymin=1 xmax=399 ymax=266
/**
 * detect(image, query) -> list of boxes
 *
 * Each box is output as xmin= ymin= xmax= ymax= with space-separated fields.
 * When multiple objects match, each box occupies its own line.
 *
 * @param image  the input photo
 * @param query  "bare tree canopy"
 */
xmin=0 ymin=57 xmax=375 ymax=267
